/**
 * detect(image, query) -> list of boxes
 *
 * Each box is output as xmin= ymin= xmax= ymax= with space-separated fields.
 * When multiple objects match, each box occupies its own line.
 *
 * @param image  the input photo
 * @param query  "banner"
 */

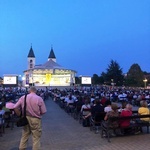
xmin=46 ymin=74 xmax=51 ymax=84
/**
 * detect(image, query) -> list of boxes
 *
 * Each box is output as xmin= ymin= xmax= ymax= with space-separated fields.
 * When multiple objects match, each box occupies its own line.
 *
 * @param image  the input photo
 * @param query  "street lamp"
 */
xmin=111 ymin=79 xmax=114 ymax=82
xmin=18 ymin=75 xmax=22 ymax=87
xmin=143 ymin=78 xmax=148 ymax=89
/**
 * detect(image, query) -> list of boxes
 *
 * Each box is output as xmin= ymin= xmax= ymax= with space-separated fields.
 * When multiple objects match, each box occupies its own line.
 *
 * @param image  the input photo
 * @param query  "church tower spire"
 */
xmin=48 ymin=46 xmax=56 ymax=62
xmin=27 ymin=44 xmax=35 ymax=69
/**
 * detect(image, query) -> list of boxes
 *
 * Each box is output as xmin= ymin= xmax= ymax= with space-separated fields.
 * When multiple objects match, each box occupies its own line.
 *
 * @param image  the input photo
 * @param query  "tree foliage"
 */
xmin=75 ymin=76 xmax=81 ymax=84
xmin=92 ymin=74 xmax=100 ymax=85
xmin=126 ymin=63 xmax=144 ymax=86
xmin=101 ymin=60 xmax=124 ymax=86
xmin=75 ymin=61 xmax=149 ymax=87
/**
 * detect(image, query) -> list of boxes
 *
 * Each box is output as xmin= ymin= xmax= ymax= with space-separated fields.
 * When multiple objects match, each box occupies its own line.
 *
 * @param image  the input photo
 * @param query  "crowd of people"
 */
xmin=50 ymin=85 xmax=150 ymax=135
xmin=0 ymin=85 xmax=150 ymax=141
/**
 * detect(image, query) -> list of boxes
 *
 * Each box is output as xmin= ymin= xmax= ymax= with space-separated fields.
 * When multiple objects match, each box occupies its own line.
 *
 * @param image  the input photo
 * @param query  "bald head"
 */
xmin=29 ymin=86 xmax=37 ymax=93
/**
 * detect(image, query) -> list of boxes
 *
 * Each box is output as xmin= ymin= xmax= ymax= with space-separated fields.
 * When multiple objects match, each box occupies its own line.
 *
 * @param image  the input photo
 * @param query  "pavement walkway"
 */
xmin=0 ymin=98 xmax=150 ymax=150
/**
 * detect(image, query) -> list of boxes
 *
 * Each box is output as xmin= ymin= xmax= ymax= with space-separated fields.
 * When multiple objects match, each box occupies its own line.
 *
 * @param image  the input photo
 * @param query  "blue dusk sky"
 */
xmin=0 ymin=0 xmax=150 ymax=77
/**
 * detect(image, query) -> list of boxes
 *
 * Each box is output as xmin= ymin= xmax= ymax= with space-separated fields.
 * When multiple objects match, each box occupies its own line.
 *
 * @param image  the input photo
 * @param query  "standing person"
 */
xmin=14 ymin=86 xmax=47 ymax=150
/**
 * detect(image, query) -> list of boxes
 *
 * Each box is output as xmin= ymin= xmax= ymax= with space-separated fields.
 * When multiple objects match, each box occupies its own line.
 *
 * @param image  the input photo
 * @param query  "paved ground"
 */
xmin=0 ymin=98 xmax=150 ymax=150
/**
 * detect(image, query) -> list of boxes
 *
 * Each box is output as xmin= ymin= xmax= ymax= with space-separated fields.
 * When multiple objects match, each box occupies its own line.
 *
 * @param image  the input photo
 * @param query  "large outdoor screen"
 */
xmin=3 ymin=76 xmax=17 ymax=85
xmin=81 ymin=77 xmax=91 ymax=84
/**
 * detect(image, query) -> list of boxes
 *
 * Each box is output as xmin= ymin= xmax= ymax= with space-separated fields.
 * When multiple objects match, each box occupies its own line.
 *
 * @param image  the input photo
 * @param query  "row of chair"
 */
xmin=54 ymin=97 xmax=106 ymax=134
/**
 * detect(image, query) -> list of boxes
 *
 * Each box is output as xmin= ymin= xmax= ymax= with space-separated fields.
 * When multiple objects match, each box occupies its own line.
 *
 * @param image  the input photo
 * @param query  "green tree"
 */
xmin=101 ymin=60 xmax=124 ymax=86
xmin=75 ymin=76 xmax=81 ymax=85
xmin=99 ymin=72 xmax=105 ymax=84
xmin=126 ymin=63 xmax=144 ymax=87
xmin=92 ymin=74 xmax=100 ymax=85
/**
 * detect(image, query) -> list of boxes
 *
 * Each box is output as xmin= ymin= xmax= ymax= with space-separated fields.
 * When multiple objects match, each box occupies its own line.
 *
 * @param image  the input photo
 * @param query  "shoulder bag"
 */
xmin=16 ymin=94 xmax=29 ymax=127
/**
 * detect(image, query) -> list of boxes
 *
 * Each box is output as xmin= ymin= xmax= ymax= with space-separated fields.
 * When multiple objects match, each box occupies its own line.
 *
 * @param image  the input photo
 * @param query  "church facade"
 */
xmin=23 ymin=46 xmax=76 ymax=87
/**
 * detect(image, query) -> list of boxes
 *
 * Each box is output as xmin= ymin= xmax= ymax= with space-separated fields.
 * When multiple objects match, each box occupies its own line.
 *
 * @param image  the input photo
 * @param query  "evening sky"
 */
xmin=0 ymin=0 xmax=150 ymax=77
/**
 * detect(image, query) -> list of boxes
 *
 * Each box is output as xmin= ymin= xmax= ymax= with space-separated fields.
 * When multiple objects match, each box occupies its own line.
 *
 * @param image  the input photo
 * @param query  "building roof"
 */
xmin=24 ymin=46 xmax=76 ymax=73
xmin=34 ymin=59 xmax=64 ymax=69
xmin=48 ymin=47 xmax=56 ymax=59
xmin=28 ymin=46 xmax=35 ymax=57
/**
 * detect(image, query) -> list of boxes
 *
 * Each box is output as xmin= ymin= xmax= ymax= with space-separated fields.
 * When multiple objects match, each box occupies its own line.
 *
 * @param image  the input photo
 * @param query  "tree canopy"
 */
xmin=75 ymin=61 xmax=149 ymax=87
xmin=126 ymin=63 xmax=144 ymax=86
xmin=101 ymin=60 xmax=124 ymax=86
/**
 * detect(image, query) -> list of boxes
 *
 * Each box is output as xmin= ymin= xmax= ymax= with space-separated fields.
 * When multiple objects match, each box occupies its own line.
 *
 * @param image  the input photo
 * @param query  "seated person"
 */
xmin=100 ymin=96 xmax=107 ymax=106
xmin=118 ymin=101 xmax=127 ymax=113
xmin=67 ymin=95 xmax=74 ymax=105
xmin=119 ymin=104 xmax=133 ymax=134
xmin=80 ymin=99 xmax=91 ymax=127
xmin=66 ymin=95 xmax=75 ymax=113
xmin=104 ymin=103 xmax=119 ymax=128
xmin=138 ymin=100 xmax=150 ymax=122
xmin=74 ymin=96 xmax=83 ymax=118
xmin=84 ymin=98 xmax=104 ymax=119
xmin=104 ymin=100 xmax=112 ymax=113
xmin=102 ymin=103 xmax=119 ymax=136
xmin=87 ymin=99 xmax=105 ymax=132
xmin=91 ymin=99 xmax=104 ymax=116
xmin=80 ymin=99 xmax=91 ymax=116
xmin=120 ymin=104 xmax=133 ymax=128
xmin=4 ymin=101 xmax=15 ymax=128
xmin=5 ymin=101 xmax=15 ymax=110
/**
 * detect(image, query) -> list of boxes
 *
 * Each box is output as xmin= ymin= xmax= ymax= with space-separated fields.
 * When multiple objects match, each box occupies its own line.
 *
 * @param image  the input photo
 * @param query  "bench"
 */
xmin=101 ymin=114 xmax=150 ymax=142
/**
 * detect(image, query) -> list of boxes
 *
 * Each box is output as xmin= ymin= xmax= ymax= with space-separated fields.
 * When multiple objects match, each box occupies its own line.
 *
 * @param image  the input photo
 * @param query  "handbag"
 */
xmin=16 ymin=94 xmax=29 ymax=127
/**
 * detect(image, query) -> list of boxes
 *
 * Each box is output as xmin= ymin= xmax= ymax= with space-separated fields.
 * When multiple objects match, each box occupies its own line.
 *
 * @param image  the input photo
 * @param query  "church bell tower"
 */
xmin=27 ymin=45 xmax=35 ymax=70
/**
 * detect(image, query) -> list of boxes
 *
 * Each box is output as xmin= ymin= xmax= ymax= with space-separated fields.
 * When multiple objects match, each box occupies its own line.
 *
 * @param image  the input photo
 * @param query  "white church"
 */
xmin=22 ymin=46 xmax=76 ymax=87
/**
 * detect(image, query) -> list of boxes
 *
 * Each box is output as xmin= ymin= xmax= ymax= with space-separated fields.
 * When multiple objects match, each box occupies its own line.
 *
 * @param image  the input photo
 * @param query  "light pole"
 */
xmin=143 ymin=78 xmax=147 ymax=89
xmin=18 ymin=75 xmax=22 ymax=87
xmin=22 ymin=76 xmax=25 ymax=87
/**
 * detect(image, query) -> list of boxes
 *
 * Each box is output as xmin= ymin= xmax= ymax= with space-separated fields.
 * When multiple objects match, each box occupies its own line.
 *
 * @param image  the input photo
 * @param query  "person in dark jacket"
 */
xmin=84 ymin=98 xmax=104 ymax=119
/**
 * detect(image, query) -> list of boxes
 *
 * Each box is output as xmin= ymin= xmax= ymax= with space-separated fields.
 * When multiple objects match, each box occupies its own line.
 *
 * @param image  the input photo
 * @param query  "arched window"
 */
xmin=30 ymin=64 xmax=33 ymax=68
xmin=29 ymin=59 xmax=33 ymax=68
